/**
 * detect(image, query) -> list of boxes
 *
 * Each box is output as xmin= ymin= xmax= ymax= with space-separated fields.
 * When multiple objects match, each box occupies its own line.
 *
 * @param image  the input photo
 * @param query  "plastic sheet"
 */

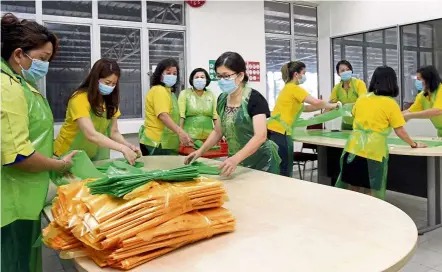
xmin=292 ymin=104 xmax=352 ymax=130
xmin=181 ymin=89 xmax=216 ymax=140
xmin=193 ymin=139 xmax=220 ymax=150
xmin=218 ymin=86 xmax=280 ymax=174
xmin=95 ymin=159 xmax=145 ymax=174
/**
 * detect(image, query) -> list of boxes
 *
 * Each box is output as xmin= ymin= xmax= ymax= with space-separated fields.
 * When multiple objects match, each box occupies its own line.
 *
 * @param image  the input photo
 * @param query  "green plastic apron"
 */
xmin=218 ymin=87 xmax=280 ymax=174
xmin=421 ymin=85 xmax=442 ymax=137
xmin=68 ymin=110 xmax=111 ymax=161
xmin=139 ymin=91 xmax=180 ymax=154
xmin=334 ymin=78 xmax=359 ymax=130
xmin=182 ymin=88 xmax=215 ymax=140
xmin=335 ymin=94 xmax=391 ymax=199
xmin=1 ymin=59 xmax=53 ymax=272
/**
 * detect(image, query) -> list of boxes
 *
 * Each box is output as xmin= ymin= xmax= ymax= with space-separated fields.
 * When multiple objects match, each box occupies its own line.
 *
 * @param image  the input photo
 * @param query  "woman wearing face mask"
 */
xmin=1 ymin=13 xmax=77 ymax=272
xmin=54 ymin=59 xmax=139 ymax=164
xmin=184 ymin=52 xmax=279 ymax=176
xmin=178 ymin=68 xmax=219 ymax=140
xmin=268 ymin=61 xmax=338 ymax=177
xmin=139 ymin=58 xmax=193 ymax=155
xmin=403 ymin=65 xmax=442 ymax=137
xmin=328 ymin=60 xmax=367 ymax=130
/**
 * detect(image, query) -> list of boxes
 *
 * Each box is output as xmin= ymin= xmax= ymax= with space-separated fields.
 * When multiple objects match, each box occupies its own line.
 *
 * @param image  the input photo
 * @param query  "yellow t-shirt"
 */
xmin=330 ymin=78 xmax=367 ymax=103
xmin=346 ymin=94 xmax=405 ymax=162
xmin=54 ymin=92 xmax=121 ymax=156
xmin=268 ymin=82 xmax=309 ymax=135
xmin=142 ymin=85 xmax=174 ymax=144
xmin=408 ymin=85 xmax=442 ymax=112
xmin=1 ymin=73 xmax=36 ymax=164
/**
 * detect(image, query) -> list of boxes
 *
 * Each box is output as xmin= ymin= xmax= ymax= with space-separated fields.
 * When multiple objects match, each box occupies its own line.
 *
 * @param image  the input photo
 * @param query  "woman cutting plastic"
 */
xmin=185 ymin=52 xmax=280 ymax=176
xmin=54 ymin=59 xmax=139 ymax=164
xmin=178 ymin=68 xmax=219 ymax=141
xmin=403 ymin=65 xmax=442 ymax=137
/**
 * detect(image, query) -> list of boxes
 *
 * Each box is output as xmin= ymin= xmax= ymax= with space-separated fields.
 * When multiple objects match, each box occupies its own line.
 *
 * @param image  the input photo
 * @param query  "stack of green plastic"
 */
xmin=191 ymin=161 xmax=221 ymax=175
xmin=193 ymin=140 xmax=220 ymax=150
xmin=86 ymin=165 xmax=200 ymax=198
xmin=96 ymin=159 xmax=145 ymax=173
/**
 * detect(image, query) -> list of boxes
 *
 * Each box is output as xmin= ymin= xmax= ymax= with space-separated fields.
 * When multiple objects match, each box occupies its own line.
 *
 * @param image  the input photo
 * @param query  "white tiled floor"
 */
xmin=42 ymin=165 xmax=442 ymax=271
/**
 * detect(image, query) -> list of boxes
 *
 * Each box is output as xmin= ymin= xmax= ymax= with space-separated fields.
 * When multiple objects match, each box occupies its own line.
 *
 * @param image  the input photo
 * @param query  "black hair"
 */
xmin=214 ymin=51 xmax=249 ymax=83
xmin=336 ymin=60 xmax=353 ymax=74
xmin=1 ymin=13 xmax=59 ymax=61
xmin=189 ymin=68 xmax=211 ymax=90
xmin=287 ymin=61 xmax=306 ymax=80
xmin=417 ymin=65 xmax=442 ymax=95
xmin=368 ymin=66 xmax=399 ymax=97
xmin=151 ymin=58 xmax=180 ymax=91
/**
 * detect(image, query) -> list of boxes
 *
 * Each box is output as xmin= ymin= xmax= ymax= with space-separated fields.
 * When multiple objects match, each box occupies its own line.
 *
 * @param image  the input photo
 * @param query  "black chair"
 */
xmin=293 ymin=123 xmax=322 ymax=180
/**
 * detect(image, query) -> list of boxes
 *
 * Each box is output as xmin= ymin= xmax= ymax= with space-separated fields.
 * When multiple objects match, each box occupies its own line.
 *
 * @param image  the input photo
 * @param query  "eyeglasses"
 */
xmin=216 ymin=73 xmax=237 ymax=80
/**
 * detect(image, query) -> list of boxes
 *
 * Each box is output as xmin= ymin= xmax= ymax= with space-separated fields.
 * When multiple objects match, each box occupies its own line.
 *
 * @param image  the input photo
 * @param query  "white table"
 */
xmin=294 ymin=131 xmax=442 ymax=234
xmin=72 ymin=156 xmax=417 ymax=272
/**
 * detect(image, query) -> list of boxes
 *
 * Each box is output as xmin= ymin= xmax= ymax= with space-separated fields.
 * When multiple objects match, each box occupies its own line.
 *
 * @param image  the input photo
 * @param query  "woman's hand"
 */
xmin=184 ymin=150 xmax=202 ymax=165
xmin=218 ymin=157 xmax=239 ymax=177
xmin=60 ymin=150 xmax=79 ymax=172
xmin=412 ymin=142 xmax=428 ymax=148
xmin=403 ymin=112 xmax=412 ymax=121
xmin=127 ymin=143 xmax=142 ymax=158
xmin=121 ymin=145 xmax=138 ymax=165
xmin=179 ymin=130 xmax=193 ymax=147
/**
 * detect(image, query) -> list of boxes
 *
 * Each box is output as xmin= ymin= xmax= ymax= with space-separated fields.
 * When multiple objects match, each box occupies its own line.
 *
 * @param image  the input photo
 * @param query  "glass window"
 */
xmin=101 ymin=27 xmax=142 ymax=119
xmin=366 ymin=30 xmax=383 ymax=43
xmin=402 ymin=50 xmax=418 ymax=109
xmin=333 ymin=38 xmax=342 ymax=84
xmin=419 ymin=24 xmax=433 ymax=48
xmin=265 ymin=38 xmax=291 ymax=109
xmin=292 ymin=4 xmax=317 ymax=37
xmin=344 ymin=45 xmax=363 ymax=79
xmin=344 ymin=34 xmax=363 ymax=41
xmin=386 ymin=49 xmax=399 ymax=72
xmin=148 ymin=30 xmax=186 ymax=91
xmin=98 ymin=1 xmax=142 ymax=22
xmin=45 ymin=23 xmax=91 ymax=122
xmin=264 ymin=1 xmax=290 ymax=35
xmin=146 ymin=1 xmax=184 ymax=25
xmin=402 ymin=24 xmax=417 ymax=47
xmin=1 ymin=0 xmax=35 ymax=14
xmin=385 ymin=28 xmax=398 ymax=45
xmin=42 ymin=1 xmax=92 ymax=18
xmin=295 ymin=40 xmax=318 ymax=98
xmin=366 ymin=47 xmax=383 ymax=83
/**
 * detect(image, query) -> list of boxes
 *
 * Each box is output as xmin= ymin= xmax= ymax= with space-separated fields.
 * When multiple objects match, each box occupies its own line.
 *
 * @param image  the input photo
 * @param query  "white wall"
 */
xmin=186 ymin=0 xmax=266 ymax=98
xmin=317 ymin=0 xmax=442 ymax=136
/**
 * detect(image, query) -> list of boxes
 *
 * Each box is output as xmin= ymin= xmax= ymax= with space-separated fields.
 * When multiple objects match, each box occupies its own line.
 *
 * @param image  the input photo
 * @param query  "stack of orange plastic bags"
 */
xmin=42 ymin=178 xmax=235 ymax=270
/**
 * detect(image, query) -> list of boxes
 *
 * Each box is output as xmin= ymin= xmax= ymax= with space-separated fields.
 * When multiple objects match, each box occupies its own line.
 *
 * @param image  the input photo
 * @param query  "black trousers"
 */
xmin=269 ymin=131 xmax=293 ymax=177
xmin=140 ymin=143 xmax=177 ymax=156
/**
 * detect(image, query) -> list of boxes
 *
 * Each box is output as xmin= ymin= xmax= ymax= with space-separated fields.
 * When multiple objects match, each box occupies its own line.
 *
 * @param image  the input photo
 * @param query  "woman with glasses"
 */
xmin=403 ymin=65 xmax=442 ymax=137
xmin=178 ymin=68 xmax=219 ymax=140
xmin=185 ymin=52 xmax=280 ymax=176
xmin=139 ymin=58 xmax=193 ymax=155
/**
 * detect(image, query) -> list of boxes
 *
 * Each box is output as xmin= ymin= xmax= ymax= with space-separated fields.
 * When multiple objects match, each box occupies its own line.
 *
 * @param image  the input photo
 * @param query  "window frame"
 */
xmin=2 ymin=0 xmax=187 ymax=123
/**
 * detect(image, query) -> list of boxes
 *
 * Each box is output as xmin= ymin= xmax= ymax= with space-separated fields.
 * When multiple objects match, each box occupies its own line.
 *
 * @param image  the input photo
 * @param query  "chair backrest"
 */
xmin=303 ymin=123 xmax=323 ymax=151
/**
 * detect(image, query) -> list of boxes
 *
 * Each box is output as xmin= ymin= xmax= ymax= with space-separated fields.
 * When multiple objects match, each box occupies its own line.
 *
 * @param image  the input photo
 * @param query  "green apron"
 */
xmin=139 ymin=91 xmax=180 ymax=154
xmin=182 ymin=88 xmax=215 ymax=140
xmin=421 ymin=85 xmax=442 ymax=137
xmin=1 ymin=58 xmax=53 ymax=272
xmin=335 ymin=94 xmax=391 ymax=200
xmin=218 ymin=87 xmax=280 ymax=174
xmin=334 ymin=78 xmax=359 ymax=130
xmin=67 ymin=109 xmax=111 ymax=161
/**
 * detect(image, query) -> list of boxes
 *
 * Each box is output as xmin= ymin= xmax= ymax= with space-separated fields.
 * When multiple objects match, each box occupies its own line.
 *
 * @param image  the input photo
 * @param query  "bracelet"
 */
xmin=411 ymin=142 xmax=418 ymax=148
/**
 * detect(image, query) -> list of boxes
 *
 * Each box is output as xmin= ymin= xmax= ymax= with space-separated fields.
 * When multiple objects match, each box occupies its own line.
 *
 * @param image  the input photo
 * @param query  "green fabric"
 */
xmin=341 ymin=122 xmax=353 ymax=131
xmin=139 ymin=92 xmax=180 ymax=153
xmin=190 ymin=161 xmax=221 ymax=175
xmin=96 ymin=158 xmax=144 ymax=173
xmin=69 ymin=108 xmax=111 ymax=161
xmin=182 ymin=88 xmax=215 ymax=140
xmin=218 ymin=86 xmax=280 ymax=174
xmin=421 ymin=85 xmax=442 ymax=137
xmin=86 ymin=165 xmax=200 ymax=198
xmin=334 ymin=78 xmax=359 ymax=126
xmin=193 ymin=139 xmax=220 ymax=150
xmin=335 ymin=122 xmax=391 ymax=199
xmin=290 ymin=104 xmax=353 ymax=131
xmin=1 ymin=219 xmax=42 ymax=272
xmin=1 ymin=58 xmax=53 ymax=227
xmin=294 ymin=130 xmax=442 ymax=147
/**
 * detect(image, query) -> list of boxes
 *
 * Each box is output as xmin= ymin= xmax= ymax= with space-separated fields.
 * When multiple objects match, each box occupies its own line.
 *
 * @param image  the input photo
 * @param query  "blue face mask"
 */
xmin=162 ymin=74 xmax=177 ymax=87
xmin=193 ymin=78 xmax=207 ymax=90
xmin=218 ymin=78 xmax=238 ymax=94
xmin=340 ymin=70 xmax=353 ymax=81
xmin=98 ymin=81 xmax=115 ymax=95
xmin=297 ymin=74 xmax=307 ymax=85
xmin=20 ymin=54 xmax=49 ymax=83
xmin=415 ymin=79 xmax=424 ymax=91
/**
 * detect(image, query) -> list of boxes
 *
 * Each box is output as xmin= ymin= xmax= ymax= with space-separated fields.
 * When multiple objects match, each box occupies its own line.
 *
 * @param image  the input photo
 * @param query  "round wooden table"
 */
xmin=75 ymin=156 xmax=417 ymax=272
